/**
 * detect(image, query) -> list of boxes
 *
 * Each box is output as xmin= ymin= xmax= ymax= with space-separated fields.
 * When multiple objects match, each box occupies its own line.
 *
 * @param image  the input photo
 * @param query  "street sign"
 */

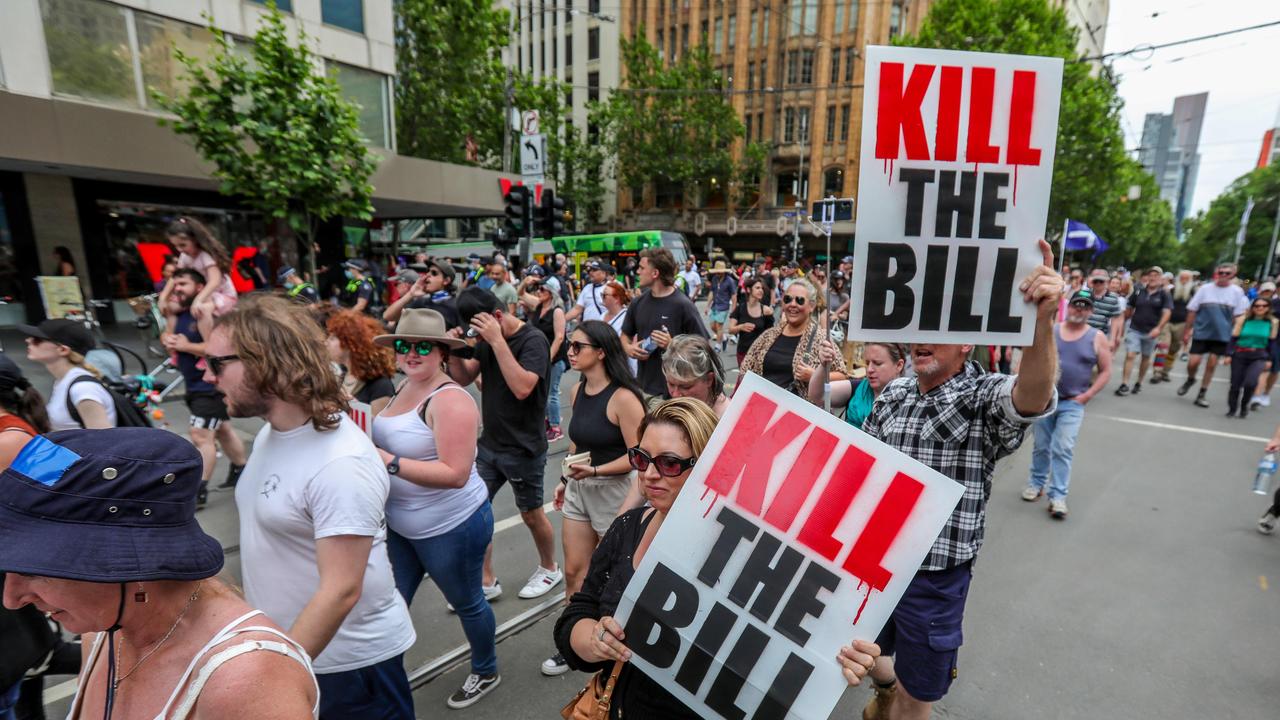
xmin=520 ymin=133 xmax=545 ymax=178
xmin=521 ymin=110 xmax=540 ymax=136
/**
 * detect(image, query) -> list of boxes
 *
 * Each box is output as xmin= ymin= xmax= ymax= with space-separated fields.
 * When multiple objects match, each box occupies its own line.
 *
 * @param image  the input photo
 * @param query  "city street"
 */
xmin=16 ymin=324 xmax=1278 ymax=720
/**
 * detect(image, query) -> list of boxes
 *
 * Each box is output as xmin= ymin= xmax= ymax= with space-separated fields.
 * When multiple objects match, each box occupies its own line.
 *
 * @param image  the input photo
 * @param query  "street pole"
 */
xmin=1264 ymin=198 xmax=1280 ymax=280
xmin=1235 ymin=195 xmax=1255 ymax=266
xmin=792 ymin=115 xmax=808 ymax=261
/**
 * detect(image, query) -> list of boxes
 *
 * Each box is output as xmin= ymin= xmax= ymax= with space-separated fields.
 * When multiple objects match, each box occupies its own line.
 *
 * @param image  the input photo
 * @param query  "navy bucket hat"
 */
xmin=0 ymin=428 xmax=223 ymax=583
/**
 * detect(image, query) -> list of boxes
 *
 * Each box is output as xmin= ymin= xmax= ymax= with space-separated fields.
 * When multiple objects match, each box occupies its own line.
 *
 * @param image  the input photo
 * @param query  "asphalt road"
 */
xmin=14 ymin=322 xmax=1280 ymax=719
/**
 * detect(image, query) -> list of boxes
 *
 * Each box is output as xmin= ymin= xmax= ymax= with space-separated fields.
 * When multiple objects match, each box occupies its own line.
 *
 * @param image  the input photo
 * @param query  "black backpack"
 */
xmin=66 ymin=374 xmax=153 ymax=428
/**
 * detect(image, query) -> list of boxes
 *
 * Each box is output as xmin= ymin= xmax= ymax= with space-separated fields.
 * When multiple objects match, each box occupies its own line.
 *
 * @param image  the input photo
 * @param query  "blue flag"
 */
xmin=1063 ymin=219 xmax=1109 ymax=257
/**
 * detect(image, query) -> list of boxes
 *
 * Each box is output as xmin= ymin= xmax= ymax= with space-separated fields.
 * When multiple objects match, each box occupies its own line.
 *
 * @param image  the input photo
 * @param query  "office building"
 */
xmin=1139 ymin=92 xmax=1208 ymax=239
xmin=1053 ymin=0 xmax=1107 ymax=65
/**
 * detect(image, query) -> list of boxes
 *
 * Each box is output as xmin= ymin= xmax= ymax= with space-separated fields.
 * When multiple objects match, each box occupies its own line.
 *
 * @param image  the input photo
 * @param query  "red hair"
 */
xmin=326 ymin=310 xmax=396 ymax=382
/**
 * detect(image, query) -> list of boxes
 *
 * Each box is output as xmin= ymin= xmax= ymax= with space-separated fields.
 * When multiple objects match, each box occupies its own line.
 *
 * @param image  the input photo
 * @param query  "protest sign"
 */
xmin=346 ymin=400 xmax=373 ymax=437
xmin=613 ymin=374 xmax=964 ymax=720
xmin=848 ymin=45 xmax=1063 ymax=346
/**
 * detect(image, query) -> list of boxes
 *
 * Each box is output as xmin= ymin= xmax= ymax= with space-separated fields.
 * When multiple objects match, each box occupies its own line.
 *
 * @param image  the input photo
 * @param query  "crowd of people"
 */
xmin=6 ymin=212 xmax=1280 ymax=720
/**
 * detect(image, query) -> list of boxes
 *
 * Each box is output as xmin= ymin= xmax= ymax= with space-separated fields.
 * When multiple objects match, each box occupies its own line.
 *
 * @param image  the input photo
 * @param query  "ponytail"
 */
xmin=67 ymin=352 xmax=102 ymax=379
xmin=0 ymin=381 xmax=50 ymax=434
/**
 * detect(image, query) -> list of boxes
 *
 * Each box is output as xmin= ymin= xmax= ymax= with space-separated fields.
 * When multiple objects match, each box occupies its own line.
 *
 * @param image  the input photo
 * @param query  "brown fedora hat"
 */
xmin=374 ymin=308 xmax=465 ymax=349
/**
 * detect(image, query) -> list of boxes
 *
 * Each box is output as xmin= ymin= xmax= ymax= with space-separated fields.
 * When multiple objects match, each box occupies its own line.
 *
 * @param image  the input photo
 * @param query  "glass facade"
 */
xmin=332 ymin=62 xmax=390 ymax=149
xmin=321 ymin=0 xmax=365 ymax=34
xmin=137 ymin=13 xmax=218 ymax=103
xmin=42 ymin=0 xmax=139 ymax=108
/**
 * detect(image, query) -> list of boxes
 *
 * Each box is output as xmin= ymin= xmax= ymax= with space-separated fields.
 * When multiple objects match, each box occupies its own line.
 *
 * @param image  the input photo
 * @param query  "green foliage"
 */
xmin=900 ymin=0 xmax=1176 ymax=267
xmin=594 ymin=32 xmax=768 ymax=209
xmin=155 ymin=3 xmax=378 ymax=242
xmin=1180 ymin=163 xmax=1280 ymax=278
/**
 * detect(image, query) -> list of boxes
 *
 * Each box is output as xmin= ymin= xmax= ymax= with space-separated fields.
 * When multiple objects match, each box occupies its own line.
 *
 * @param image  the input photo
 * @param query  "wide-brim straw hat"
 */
xmin=707 ymin=259 xmax=732 ymax=273
xmin=374 ymin=308 xmax=465 ymax=349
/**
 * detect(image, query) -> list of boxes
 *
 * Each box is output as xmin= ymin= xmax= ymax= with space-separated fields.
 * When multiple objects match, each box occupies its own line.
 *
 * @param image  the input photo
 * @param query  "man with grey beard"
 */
xmin=1152 ymin=270 xmax=1197 ymax=384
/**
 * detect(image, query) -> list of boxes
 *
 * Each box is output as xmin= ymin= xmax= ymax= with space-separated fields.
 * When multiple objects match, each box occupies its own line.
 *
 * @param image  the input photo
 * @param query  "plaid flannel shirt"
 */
xmin=862 ymin=362 xmax=1056 ymax=571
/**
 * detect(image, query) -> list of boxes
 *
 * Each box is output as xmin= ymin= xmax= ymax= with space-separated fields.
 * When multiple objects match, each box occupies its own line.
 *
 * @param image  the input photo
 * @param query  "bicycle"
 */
xmin=126 ymin=293 xmax=167 ymax=358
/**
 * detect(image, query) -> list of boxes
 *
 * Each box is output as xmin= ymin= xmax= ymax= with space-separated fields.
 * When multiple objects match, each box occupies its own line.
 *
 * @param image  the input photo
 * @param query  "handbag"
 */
xmin=560 ymin=659 xmax=625 ymax=720
xmin=562 ymin=451 xmax=592 ymax=479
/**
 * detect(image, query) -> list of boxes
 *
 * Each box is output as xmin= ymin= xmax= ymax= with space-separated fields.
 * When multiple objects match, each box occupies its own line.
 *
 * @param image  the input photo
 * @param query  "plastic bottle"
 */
xmin=1253 ymin=451 xmax=1277 ymax=495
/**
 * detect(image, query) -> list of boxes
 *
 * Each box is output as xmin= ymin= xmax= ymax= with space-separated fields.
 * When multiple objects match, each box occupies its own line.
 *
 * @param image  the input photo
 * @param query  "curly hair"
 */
xmin=327 ymin=309 xmax=396 ymax=382
xmin=167 ymin=216 xmax=232 ymax=275
xmin=215 ymin=294 xmax=346 ymax=430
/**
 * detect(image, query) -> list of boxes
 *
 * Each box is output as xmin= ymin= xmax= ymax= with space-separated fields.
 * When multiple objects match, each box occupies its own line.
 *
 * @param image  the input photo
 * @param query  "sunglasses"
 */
xmin=1254 ymin=303 xmax=1270 ymax=309
xmin=567 ymin=340 xmax=599 ymax=354
xmin=206 ymin=354 xmax=241 ymax=376
xmin=393 ymin=339 xmax=435 ymax=356
xmin=1217 ymin=271 xmax=1235 ymax=277
xmin=426 ymin=268 xmax=443 ymax=277
xmin=782 ymin=295 xmax=807 ymax=305
xmin=628 ymin=447 xmax=697 ymax=477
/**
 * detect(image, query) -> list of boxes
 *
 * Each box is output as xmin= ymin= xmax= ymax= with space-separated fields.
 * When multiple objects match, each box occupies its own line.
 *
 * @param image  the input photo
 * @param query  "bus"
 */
xmin=417 ymin=231 xmax=692 ymax=273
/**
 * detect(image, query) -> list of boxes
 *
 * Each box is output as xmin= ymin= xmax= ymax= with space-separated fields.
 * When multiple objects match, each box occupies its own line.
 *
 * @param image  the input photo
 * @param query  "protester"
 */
xmin=1116 ymin=267 xmax=1172 ymax=396
xmin=160 ymin=268 xmax=248 ymax=506
xmin=728 ymin=276 xmax=775 ymax=366
xmin=661 ymin=334 xmax=730 ymax=417
xmin=279 ymin=265 xmax=320 ymax=303
xmin=384 ymin=257 xmax=461 ymax=329
xmin=1253 ymin=281 xmax=1280 ymax=408
xmin=20 ymin=319 xmax=115 ymax=430
xmin=705 ymin=260 xmax=738 ymax=353
xmin=1225 ymin=297 xmax=1278 ymax=419
xmin=1085 ymin=269 xmax=1124 ymax=352
xmin=485 ymin=261 xmax=519 ymax=314
xmin=1259 ymin=424 xmax=1280 ymax=534
xmin=1179 ymin=262 xmax=1249 ymax=408
xmin=622 ymin=247 xmax=709 ymax=396
xmin=164 ymin=216 xmax=238 ymax=317
xmin=386 ymin=267 xmax=419 ymax=306
xmin=679 ymin=257 xmax=702 ymax=299
xmin=0 ymin=428 xmax=319 ymax=720
xmin=740 ymin=278 xmax=848 ymax=395
xmin=828 ymin=270 xmax=852 ymax=324
xmin=449 ymin=287 xmax=562 ymax=601
xmin=564 ymin=258 xmax=609 ymax=324
xmin=553 ymin=398 xmax=881 ymax=717
xmin=807 ymin=340 xmax=906 ymax=430
xmin=858 ymin=239 xmax=1062 ymax=720
xmin=326 ymin=309 xmax=398 ymax=418
xmin=541 ymin=320 xmax=646 ymax=678
xmin=337 ymin=259 xmax=377 ymax=314
xmin=1022 ymin=289 xmax=1112 ymax=520
xmin=369 ymin=309 xmax=501 ymax=708
xmin=204 ymin=294 xmax=417 ymax=719
xmin=1153 ymin=269 xmax=1196 ymax=384
xmin=0 ymin=354 xmax=46 ymax=465
xmin=521 ymin=275 xmax=568 ymax=442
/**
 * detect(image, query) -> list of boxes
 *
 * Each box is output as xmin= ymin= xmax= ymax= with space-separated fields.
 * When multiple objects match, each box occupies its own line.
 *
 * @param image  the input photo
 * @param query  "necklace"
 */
xmin=113 ymin=583 xmax=202 ymax=690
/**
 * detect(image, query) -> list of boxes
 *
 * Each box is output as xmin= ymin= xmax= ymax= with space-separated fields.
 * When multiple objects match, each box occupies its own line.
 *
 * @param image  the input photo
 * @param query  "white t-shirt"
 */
xmin=680 ymin=269 xmax=702 ymax=296
xmin=47 ymin=367 xmax=117 ymax=430
xmin=236 ymin=415 xmax=415 ymax=674
xmin=575 ymin=283 xmax=607 ymax=322
xmin=605 ymin=309 xmax=639 ymax=376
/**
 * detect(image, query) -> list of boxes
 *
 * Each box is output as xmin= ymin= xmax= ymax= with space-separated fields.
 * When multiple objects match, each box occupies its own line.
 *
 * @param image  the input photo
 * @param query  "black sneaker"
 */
xmin=1149 ymin=374 xmax=1164 ymax=385
xmin=540 ymin=652 xmax=570 ymax=677
xmin=1115 ymin=384 xmax=1130 ymax=396
xmin=447 ymin=673 xmax=501 ymax=709
xmin=1131 ymin=382 xmax=1142 ymax=395
xmin=196 ymin=481 xmax=209 ymax=509
xmin=1194 ymin=391 xmax=1210 ymax=408
xmin=1178 ymin=379 xmax=1196 ymax=396
xmin=217 ymin=464 xmax=245 ymax=491
xmin=1226 ymin=409 xmax=1236 ymax=418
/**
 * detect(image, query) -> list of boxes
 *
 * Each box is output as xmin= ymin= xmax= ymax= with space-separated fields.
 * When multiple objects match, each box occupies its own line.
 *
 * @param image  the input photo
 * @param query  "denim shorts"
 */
xmin=477 ymin=444 xmax=548 ymax=512
xmin=875 ymin=562 xmax=973 ymax=702
xmin=1125 ymin=331 xmax=1158 ymax=356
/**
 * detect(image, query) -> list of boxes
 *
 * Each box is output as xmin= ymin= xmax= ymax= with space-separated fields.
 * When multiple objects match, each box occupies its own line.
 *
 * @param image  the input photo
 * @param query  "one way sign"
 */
xmin=520 ymin=133 xmax=546 ymax=179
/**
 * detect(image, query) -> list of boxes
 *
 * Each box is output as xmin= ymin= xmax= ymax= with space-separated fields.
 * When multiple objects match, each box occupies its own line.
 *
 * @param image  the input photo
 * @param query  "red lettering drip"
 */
xmin=1012 ymin=165 xmax=1019 ymax=206
xmin=702 ymin=492 xmax=719 ymax=518
xmin=888 ymin=159 xmax=895 ymax=186
xmin=701 ymin=486 xmax=712 ymax=501
xmin=853 ymin=581 xmax=874 ymax=625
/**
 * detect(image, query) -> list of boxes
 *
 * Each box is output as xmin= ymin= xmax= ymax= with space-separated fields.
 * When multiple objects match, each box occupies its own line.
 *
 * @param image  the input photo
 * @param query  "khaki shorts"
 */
xmin=563 ymin=473 xmax=633 ymax=535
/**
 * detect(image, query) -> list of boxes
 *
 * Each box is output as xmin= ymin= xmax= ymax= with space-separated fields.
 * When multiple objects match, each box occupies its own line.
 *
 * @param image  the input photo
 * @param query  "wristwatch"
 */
xmin=386 ymin=455 xmax=401 ymax=475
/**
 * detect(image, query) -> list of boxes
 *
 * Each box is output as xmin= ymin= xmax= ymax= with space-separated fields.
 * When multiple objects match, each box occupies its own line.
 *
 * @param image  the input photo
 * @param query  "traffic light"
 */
xmin=504 ymin=185 xmax=531 ymax=237
xmin=539 ymin=189 xmax=566 ymax=239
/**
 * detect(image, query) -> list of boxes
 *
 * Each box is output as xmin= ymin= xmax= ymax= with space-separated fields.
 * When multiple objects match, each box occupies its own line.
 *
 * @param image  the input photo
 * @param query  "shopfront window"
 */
xmin=0 ymin=193 xmax=22 ymax=319
xmin=42 ymin=0 xmax=139 ymax=108
xmin=137 ymin=14 xmax=218 ymax=103
xmin=331 ymin=63 xmax=391 ymax=148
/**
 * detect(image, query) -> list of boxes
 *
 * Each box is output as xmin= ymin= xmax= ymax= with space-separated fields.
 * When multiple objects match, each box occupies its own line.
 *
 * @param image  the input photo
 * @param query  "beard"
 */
xmin=1173 ymin=280 xmax=1195 ymax=302
xmin=224 ymin=389 xmax=270 ymax=419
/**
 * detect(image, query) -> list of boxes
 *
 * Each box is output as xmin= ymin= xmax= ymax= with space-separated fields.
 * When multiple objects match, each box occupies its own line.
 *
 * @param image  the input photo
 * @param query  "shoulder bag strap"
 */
xmin=65 ymin=374 xmax=101 ymax=428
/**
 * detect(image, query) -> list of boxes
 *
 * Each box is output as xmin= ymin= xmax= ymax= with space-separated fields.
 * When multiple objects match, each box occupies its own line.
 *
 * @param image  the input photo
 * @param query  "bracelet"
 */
xmin=592 ymin=466 xmax=598 ymax=477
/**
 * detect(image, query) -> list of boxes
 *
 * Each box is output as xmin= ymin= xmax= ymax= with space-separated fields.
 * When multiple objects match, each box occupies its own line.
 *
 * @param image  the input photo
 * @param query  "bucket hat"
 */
xmin=0 ymin=428 xmax=223 ymax=582
xmin=708 ymin=259 xmax=732 ymax=274
xmin=17 ymin=319 xmax=96 ymax=356
xmin=374 ymin=308 xmax=465 ymax=349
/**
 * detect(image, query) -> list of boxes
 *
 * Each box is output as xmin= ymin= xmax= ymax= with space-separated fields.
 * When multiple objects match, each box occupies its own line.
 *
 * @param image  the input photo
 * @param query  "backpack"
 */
xmin=66 ymin=374 xmax=153 ymax=428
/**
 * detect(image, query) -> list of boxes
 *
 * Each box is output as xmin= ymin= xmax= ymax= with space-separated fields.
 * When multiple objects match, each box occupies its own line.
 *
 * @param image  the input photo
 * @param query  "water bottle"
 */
xmin=1253 ymin=451 xmax=1277 ymax=495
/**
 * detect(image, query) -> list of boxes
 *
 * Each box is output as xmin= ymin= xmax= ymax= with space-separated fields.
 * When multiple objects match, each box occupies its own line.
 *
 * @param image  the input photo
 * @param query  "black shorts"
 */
xmin=875 ymin=562 xmax=973 ymax=702
xmin=186 ymin=391 xmax=229 ymax=430
xmin=477 ymin=444 xmax=548 ymax=512
xmin=1189 ymin=339 xmax=1230 ymax=357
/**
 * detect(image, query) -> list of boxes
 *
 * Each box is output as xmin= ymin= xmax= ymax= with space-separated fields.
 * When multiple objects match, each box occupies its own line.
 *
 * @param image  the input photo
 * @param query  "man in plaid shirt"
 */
xmin=857 ymin=240 xmax=1064 ymax=720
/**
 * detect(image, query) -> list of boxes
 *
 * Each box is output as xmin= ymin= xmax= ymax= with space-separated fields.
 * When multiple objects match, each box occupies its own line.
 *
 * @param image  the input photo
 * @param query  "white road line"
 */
xmin=1093 ymin=414 xmax=1270 ymax=443
xmin=494 ymin=501 xmax=555 ymax=532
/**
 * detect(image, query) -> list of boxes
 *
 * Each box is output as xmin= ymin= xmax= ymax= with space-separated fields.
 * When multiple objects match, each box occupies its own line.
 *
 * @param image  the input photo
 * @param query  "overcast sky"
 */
xmin=1103 ymin=2 xmax=1280 ymax=214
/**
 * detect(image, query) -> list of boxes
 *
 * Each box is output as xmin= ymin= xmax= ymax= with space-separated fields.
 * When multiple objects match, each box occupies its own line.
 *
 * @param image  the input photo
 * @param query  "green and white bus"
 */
xmin=421 ymin=230 xmax=692 ymax=273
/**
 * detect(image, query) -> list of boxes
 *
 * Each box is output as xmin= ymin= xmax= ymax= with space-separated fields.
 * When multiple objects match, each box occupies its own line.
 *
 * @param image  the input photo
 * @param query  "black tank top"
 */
xmin=534 ymin=304 xmax=567 ymax=364
xmin=568 ymin=382 xmax=629 ymax=466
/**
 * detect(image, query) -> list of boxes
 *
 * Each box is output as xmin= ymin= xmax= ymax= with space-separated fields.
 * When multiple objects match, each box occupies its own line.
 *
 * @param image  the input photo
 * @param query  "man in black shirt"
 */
xmin=383 ymin=258 xmax=461 ymax=329
xmin=1117 ymin=267 xmax=1173 ymax=396
xmin=622 ymin=247 xmax=709 ymax=396
xmin=338 ymin=259 xmax=377 ymax=314
xmin=449 ymin=287 xmax=561 ymax=601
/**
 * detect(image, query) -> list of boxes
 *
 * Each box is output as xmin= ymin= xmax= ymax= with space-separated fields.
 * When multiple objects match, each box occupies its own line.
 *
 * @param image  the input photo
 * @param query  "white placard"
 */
xmin=346 ymin=400 xmax=373 ymax=438
xmin=613 ymin=374 xmax=963 ymax=720
xmin=848 ymin=46 xmax=1063 ymax=346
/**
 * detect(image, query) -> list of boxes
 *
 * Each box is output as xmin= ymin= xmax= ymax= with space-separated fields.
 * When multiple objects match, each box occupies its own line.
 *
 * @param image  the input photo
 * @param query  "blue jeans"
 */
xmin=315 ymin=653 xmax=414 ymax=720
xmin=1 ymin=682 xmax=19 ymax=720
xmin=386 ymin=502 xmax=497 ymax=676
xmin=546 ymin=358 xmax=566 ymax=428
xmin=1028 ymin=399 xmax=1086 ymax=501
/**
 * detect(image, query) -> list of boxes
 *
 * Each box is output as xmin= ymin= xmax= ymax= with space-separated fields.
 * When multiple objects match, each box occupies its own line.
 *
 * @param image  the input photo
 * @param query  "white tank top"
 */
xmin=372 ymin=384 xmax=487 ymax=540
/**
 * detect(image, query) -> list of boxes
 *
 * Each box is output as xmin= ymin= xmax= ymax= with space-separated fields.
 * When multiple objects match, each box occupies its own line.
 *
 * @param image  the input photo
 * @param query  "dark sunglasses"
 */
xmin=628 ymin=447 xmax=697 ymax=477
xmin=1217 ymin=270 xmax=1235 ymax=277
xmin=1253 ymin=302 xmax=1270 ymax=308
xmin=782 ymin=295 xmax=807 ymax=305
xmin=206 ymin=354 xmax=241 ymax=376
xmin=393 ymin=339 xmax=435 ymax=356
xmin=567 ymin=340 xmax=598 ymax=354
xmin=426 ymin=268 xmax=444 ymax=277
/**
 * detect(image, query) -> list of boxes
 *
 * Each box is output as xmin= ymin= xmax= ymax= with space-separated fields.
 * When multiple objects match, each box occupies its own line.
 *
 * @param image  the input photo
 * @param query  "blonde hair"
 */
xmin=662 ymin=335 xmax=725 ymax=400
xmin=67 ymin=351 xmax=102 ymax=378
xmin=786 ymin=277 xmax=823 ymax=311
xmin=639 ymin=397 xmax=719 ymax=458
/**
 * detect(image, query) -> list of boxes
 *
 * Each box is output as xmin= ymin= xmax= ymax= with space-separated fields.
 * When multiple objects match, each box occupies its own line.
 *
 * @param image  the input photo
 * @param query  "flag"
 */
xmin=1236 ymin=196 xmax=1255 ymax=247
xmin=1064 ymin=219 xmax=1110 ymax=257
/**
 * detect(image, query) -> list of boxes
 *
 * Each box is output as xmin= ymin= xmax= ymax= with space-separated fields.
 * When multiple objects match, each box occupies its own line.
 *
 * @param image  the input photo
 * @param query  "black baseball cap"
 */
xmin=18 ymin=319 xmax=96 ymax=356
xmin=1069 ymin=289 xmax=1095 ymax=307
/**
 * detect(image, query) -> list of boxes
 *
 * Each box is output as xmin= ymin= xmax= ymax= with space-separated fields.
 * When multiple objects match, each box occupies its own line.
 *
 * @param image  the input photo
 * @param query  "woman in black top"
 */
xmin=740 ymin=278 xmax=849 ymax=395
xmin=728 ymin=277 xmax=775 ymax=366
xmin=542 ymin=320 xmax=647 ymax=677
xmin=326 ymin=309 xmax=397 ymax=417
xmin=553 ymin=398 xmax=881 ymax=717
xmin=522 ymin=277 xmax=568 ymax=440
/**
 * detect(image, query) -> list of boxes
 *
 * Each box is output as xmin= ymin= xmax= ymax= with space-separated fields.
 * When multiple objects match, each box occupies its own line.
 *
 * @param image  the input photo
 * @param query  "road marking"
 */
xmin=1261 ymin=575 xmax=1270 ymax=592
xmin=1093 ymin=415 xmax=1270 ymax=443
xmin=494 ymin=501 xmax=556 ymax=533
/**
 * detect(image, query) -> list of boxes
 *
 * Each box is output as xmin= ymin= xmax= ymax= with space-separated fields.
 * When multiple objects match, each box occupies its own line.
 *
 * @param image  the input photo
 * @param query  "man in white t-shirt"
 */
xmin=564 ymin=258 xmax=609 ymax=323
xmin=680 ymin=257 xmax=702 ymax=299
xmin=203 ymin=294 xmax=416 ymax=720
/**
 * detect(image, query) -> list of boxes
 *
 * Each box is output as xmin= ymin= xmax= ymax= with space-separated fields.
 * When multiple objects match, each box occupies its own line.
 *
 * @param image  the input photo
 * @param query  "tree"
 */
xmin=900 ymin=0 xmax=1177 ymax=267
xmin=594 ymin=32 xmax=769 ymax=210
xmin=156 ymin=3 xmax=377 ymax=276
xmin=1180 ymin=163 xmax=1280 ymax=277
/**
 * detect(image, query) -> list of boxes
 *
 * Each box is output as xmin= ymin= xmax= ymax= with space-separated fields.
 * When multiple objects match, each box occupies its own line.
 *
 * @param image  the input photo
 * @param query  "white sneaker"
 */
xmin=1021 ymin=486 xmax=1043 ymax=502
xmin=1259 ymin=395 xmax=1272 ymax=408
xmin=1049 ymin=498 xmax=1068 ymax=520
xmin=518 ymin=566 xmax=563 ymax=599
xmin=1259 ymin=511 xmax=1277 ymax=535
xmin=446 ymin=581 xmax=502 ymax=612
